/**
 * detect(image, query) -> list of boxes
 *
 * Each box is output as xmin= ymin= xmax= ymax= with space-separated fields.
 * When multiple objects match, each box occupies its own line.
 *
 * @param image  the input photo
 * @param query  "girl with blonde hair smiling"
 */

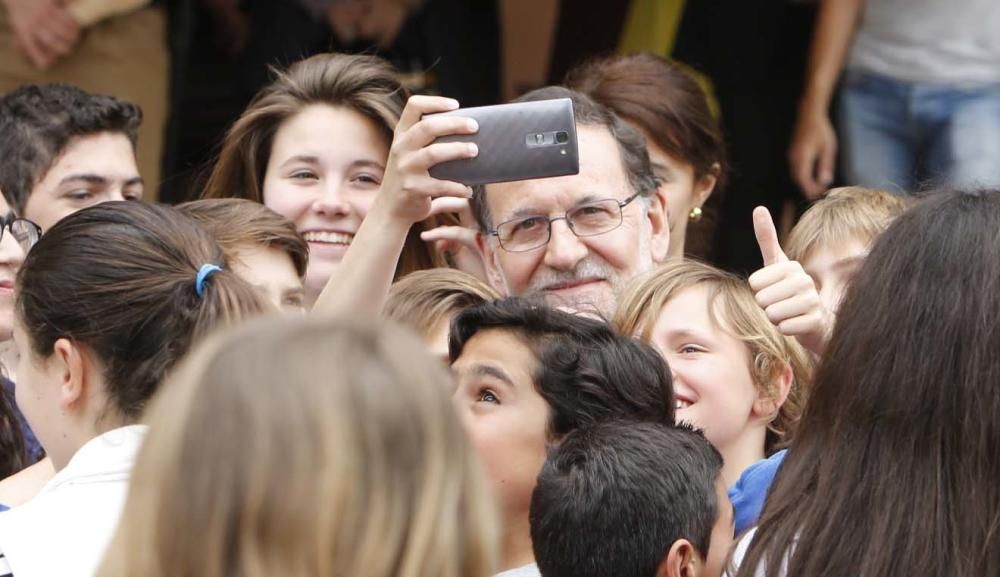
xmin=97 ymin=317 xmax=499 ymax=577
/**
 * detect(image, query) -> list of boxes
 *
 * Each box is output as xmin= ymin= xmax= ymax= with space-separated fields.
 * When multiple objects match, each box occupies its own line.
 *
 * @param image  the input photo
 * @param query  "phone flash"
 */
xmin=560 ymin=149 xmax=567 ymax=155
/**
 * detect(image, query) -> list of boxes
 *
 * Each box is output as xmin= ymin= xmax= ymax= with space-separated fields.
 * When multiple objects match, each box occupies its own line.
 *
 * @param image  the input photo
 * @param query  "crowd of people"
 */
xmin=0 ymin=20 xmax=997 ymax=577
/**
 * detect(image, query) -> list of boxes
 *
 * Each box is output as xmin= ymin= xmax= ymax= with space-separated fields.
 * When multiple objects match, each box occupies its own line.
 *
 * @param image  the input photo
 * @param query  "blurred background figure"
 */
xmin=0 ymin=0 xmax=168 ymax=199
xmin=790 ymin=0 xmax=1000 ymax=198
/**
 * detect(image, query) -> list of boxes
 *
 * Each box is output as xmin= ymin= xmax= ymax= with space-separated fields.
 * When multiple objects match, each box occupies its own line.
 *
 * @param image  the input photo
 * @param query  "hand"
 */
xmin=4 ymin=0 xmax=80 ymax=70
xmin=788 ymin=109 xmax=837 ymax=200
xmin=748 ymin=207 xmax=833 ymax=355
xmin=421 ymin=199 xmax=489 ymax=282
xmin=372 ymin=95 xmax=479 ymax=227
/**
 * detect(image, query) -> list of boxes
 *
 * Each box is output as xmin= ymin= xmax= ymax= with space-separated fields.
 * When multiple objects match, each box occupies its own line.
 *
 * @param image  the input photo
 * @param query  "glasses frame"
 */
xmin=1 ymin=213 xmax=42 ymax=253
xmin=488 ymin=191 xmax=644 ymax=253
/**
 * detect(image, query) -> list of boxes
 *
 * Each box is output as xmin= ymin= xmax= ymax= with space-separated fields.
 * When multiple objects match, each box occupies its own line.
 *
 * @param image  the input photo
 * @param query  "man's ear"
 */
xmin=656 ymin=539 xmax=701 ymax=577
xmin=52 ymin=338 xmax=88 ymax=411
xmin=752 ymin=361 xmax=794 ymax=422
xmin=475 ymin=232 xmax=508 ymax=294
xmin=646 ymin=192 xmax=670 ymax=263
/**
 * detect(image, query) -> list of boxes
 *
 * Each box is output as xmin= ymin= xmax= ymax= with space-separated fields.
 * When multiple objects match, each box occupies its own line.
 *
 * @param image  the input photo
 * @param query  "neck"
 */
xmin=719 ymin=427 xmax=768 ymax=487
xmin=0 ymin=339 xmax=16 ymax=380
xmin=500 ymin=511 xmax=535 ymax=573
xmin=51 ymin=414 xmax=130 ymax=472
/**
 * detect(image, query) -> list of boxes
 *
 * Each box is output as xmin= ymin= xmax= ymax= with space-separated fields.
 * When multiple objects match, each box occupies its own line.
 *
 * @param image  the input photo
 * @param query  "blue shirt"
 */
xmin=728 ymin=450 xmax=787 ymax=534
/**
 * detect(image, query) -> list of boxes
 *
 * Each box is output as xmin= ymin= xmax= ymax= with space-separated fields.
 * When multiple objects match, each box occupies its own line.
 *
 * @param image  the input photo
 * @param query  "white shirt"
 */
xmin=848 ymin=0 xmax=1000 ymax=85
xmin=495 ymin=563 xmax=541 ymax=577
xmin=0 ymin=426 xmax=146 ymax=577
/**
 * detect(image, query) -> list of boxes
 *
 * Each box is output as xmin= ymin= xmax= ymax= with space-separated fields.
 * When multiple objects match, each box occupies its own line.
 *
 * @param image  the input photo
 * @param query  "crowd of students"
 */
xmin=0 ymin=48 xmax=996 ymax=577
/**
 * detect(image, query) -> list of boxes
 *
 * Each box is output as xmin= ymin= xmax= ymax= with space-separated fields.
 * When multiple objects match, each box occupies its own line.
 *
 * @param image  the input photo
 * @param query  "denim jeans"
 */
xmin=839 ymin=70 xmax=1000 ymax=193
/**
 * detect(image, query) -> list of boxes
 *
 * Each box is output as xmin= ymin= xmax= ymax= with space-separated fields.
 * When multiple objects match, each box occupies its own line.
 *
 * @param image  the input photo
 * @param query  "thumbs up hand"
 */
xmin=748 ymin=206 xmax=833 ymax=356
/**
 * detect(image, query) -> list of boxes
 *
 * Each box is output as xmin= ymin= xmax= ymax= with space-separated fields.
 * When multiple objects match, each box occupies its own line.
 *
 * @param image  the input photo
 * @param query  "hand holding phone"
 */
xmin=426 ymin=98 xmax=580 ymax=186
xmin=372 ymin=95 xmax=481 ymax=227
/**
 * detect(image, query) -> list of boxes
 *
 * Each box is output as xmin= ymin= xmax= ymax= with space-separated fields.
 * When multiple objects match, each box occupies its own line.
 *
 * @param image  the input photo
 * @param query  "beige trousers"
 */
xmin=0 ymin=5 xmax=168 ymax=200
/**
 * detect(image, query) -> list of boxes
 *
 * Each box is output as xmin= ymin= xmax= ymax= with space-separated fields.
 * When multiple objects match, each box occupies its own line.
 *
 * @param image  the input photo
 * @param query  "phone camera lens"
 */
xmin=556 ymin=131 xmax=569 ymax=144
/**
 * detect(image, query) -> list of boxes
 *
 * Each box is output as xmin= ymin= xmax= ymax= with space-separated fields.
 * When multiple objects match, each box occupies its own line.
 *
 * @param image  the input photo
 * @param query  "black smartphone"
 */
xmin=427 ymin=98 xmax=580 ymax=186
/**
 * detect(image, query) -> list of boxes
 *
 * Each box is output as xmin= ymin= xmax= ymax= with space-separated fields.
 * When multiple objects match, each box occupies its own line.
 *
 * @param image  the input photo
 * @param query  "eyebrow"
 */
xmin=650 ymin=162 xmax=676 ymax=182
xmin=59 ymin=173 xmax=109 ymax=186
xmin=468 ymin=364 xmax=515 ymax=387
xmin=832 ymin=254 xmax=866 ymax=271
xmin=58 ymin=173 xmax=144 ymax=188
xmin=506 ymin=193 xmax=608 ymax=220
xmin=350 ymin=159 xmax=386 ymax=171
xmin=666 ymin=328 xmax=712 ymax=341
xmin=280 ymin=155 xmax=320 ymax=169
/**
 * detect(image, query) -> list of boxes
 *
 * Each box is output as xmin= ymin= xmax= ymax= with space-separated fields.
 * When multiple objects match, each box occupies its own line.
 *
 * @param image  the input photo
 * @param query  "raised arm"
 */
xmin=788 ymin=0 xmax=865 ymax=199
xmin=311 ymin=95 xmax=479 ymax=318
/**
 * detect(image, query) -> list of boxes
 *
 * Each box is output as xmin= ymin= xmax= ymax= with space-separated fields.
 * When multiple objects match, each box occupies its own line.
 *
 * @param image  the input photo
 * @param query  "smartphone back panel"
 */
xmin=427 ymin=98 xmax=579 ymax=186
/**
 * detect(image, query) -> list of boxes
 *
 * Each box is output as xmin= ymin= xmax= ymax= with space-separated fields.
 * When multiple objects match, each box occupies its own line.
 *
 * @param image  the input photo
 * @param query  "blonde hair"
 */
xmin=613 ymin=260 xmax=811 ymax=452
xmin=97 ymin=317 xmax=498 ymax=577
xmin=384 ymin=269 xmax=500 ymax=340
xmin=785 ymin=186 xmax=910 ymax=262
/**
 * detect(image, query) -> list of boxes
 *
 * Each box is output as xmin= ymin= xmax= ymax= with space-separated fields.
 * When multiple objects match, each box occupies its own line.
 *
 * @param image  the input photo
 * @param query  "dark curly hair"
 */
xmin=0 ymin=84 xmax=142 ymax=214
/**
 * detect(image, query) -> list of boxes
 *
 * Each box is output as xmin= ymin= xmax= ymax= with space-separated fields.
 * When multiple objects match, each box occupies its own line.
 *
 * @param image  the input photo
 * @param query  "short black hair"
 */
xmin=469 ymin=86 xmax=659 ymax=232
xmin=531 ymin=421 xmax=725 ymax=577
xmin=449 ymin=297 xmax=674 ymax=438
xmin=0 ymin=84 xmax=142 ymax=213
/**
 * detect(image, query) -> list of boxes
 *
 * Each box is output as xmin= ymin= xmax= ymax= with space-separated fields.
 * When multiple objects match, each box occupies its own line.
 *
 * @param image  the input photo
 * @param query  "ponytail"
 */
xmin=16 ymin=202 xmax=269 ymax=421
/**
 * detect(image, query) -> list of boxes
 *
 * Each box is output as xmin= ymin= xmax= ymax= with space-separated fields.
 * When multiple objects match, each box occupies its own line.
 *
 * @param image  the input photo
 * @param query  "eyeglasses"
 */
xmin=489 ymin=192 xmax=642 ymax=253
xmin=1 ymin=213 xmax=41 ymax=252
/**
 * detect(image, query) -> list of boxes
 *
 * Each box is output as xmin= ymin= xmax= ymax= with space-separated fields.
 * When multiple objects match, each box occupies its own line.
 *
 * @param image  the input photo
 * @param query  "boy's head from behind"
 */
xmin=785 ymin=187 xmax=909 ymax=314
xmin=530 ymin=421 xmax=733 ymax=577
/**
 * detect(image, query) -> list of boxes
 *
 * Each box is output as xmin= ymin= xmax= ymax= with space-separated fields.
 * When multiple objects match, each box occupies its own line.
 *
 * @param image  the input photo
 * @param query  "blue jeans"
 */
xmin=839 ymin=70 xmax=1000 ymax=193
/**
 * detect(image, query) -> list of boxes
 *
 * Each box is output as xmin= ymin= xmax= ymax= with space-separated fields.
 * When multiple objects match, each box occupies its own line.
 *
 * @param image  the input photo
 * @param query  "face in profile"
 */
xmin=800 ymin=236 xmax=869 ymax=315
xmin=0 ymin=194 xmax=27 ymax=340
xmin=450 ymin=328 xmax=549 ymax=517
xmin=24 ymin=132 xmax=143 ymax=232
xmin=262 ymin=104 xmax=389 ymax=305
xmin=480 ymin=125 xmax=669 ymax=319
xmin=638 ymin=128 xmax=716 ymax=259
xmin=227 ymin=244 xmax=305 ymax=313
xmin=646 ymin=285 xmax=769 ymax=479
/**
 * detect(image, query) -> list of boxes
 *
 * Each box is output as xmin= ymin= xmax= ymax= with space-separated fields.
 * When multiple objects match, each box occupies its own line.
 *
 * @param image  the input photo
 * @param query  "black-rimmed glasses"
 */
xmin=1 ymin=213 xmax=41 ymax=252
xmin=489 ymin=192 xmax=642 ymax=253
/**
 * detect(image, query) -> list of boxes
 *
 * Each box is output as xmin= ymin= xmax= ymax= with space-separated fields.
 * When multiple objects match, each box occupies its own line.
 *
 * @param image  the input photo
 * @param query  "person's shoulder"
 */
xmin=0 ymin=460 xmax=55 ymax=510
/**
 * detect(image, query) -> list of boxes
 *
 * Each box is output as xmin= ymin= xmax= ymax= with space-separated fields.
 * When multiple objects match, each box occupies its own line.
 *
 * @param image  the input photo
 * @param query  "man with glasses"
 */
xmin=471 ymin=87 xmax=670 ymax=318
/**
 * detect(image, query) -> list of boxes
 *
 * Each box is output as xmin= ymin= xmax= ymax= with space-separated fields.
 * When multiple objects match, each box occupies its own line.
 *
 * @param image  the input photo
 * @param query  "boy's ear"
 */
xmin=752 ymin=361 xmax=793 ymax=422
xmin=657 ymin=539 xmax=701 ymax=577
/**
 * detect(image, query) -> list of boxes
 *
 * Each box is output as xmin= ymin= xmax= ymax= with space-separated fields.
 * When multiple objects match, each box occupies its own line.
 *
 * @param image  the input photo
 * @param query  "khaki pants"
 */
xmin=0 ymin=6 xmax=168 ymax=200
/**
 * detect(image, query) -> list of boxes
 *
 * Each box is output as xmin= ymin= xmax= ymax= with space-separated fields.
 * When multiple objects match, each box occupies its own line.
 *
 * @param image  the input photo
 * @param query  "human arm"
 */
xmin=788 ymin=0 xmax=865 ymax=199
xmin=311 ymin=95 xmax=479 ymax=318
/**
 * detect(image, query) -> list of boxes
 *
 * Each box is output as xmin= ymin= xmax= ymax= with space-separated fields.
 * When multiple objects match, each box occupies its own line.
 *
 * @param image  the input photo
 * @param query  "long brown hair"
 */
xmin=738 ymin=189 xmax=1000 ymax=577
xmin=202 ymin=52 xmax=442 ymax=276
xmin=565 ymin=53 xmax=726 ymax=257
xmin=98 ymin=317 xmax=498 ymax=577
xmin=16 ymin=201 xmax=269 ymax=421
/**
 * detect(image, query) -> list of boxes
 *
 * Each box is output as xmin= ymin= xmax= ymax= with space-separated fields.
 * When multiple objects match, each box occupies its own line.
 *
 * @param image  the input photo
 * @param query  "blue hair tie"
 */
xmin=195 ymin=264 xmax=223 ymax=298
